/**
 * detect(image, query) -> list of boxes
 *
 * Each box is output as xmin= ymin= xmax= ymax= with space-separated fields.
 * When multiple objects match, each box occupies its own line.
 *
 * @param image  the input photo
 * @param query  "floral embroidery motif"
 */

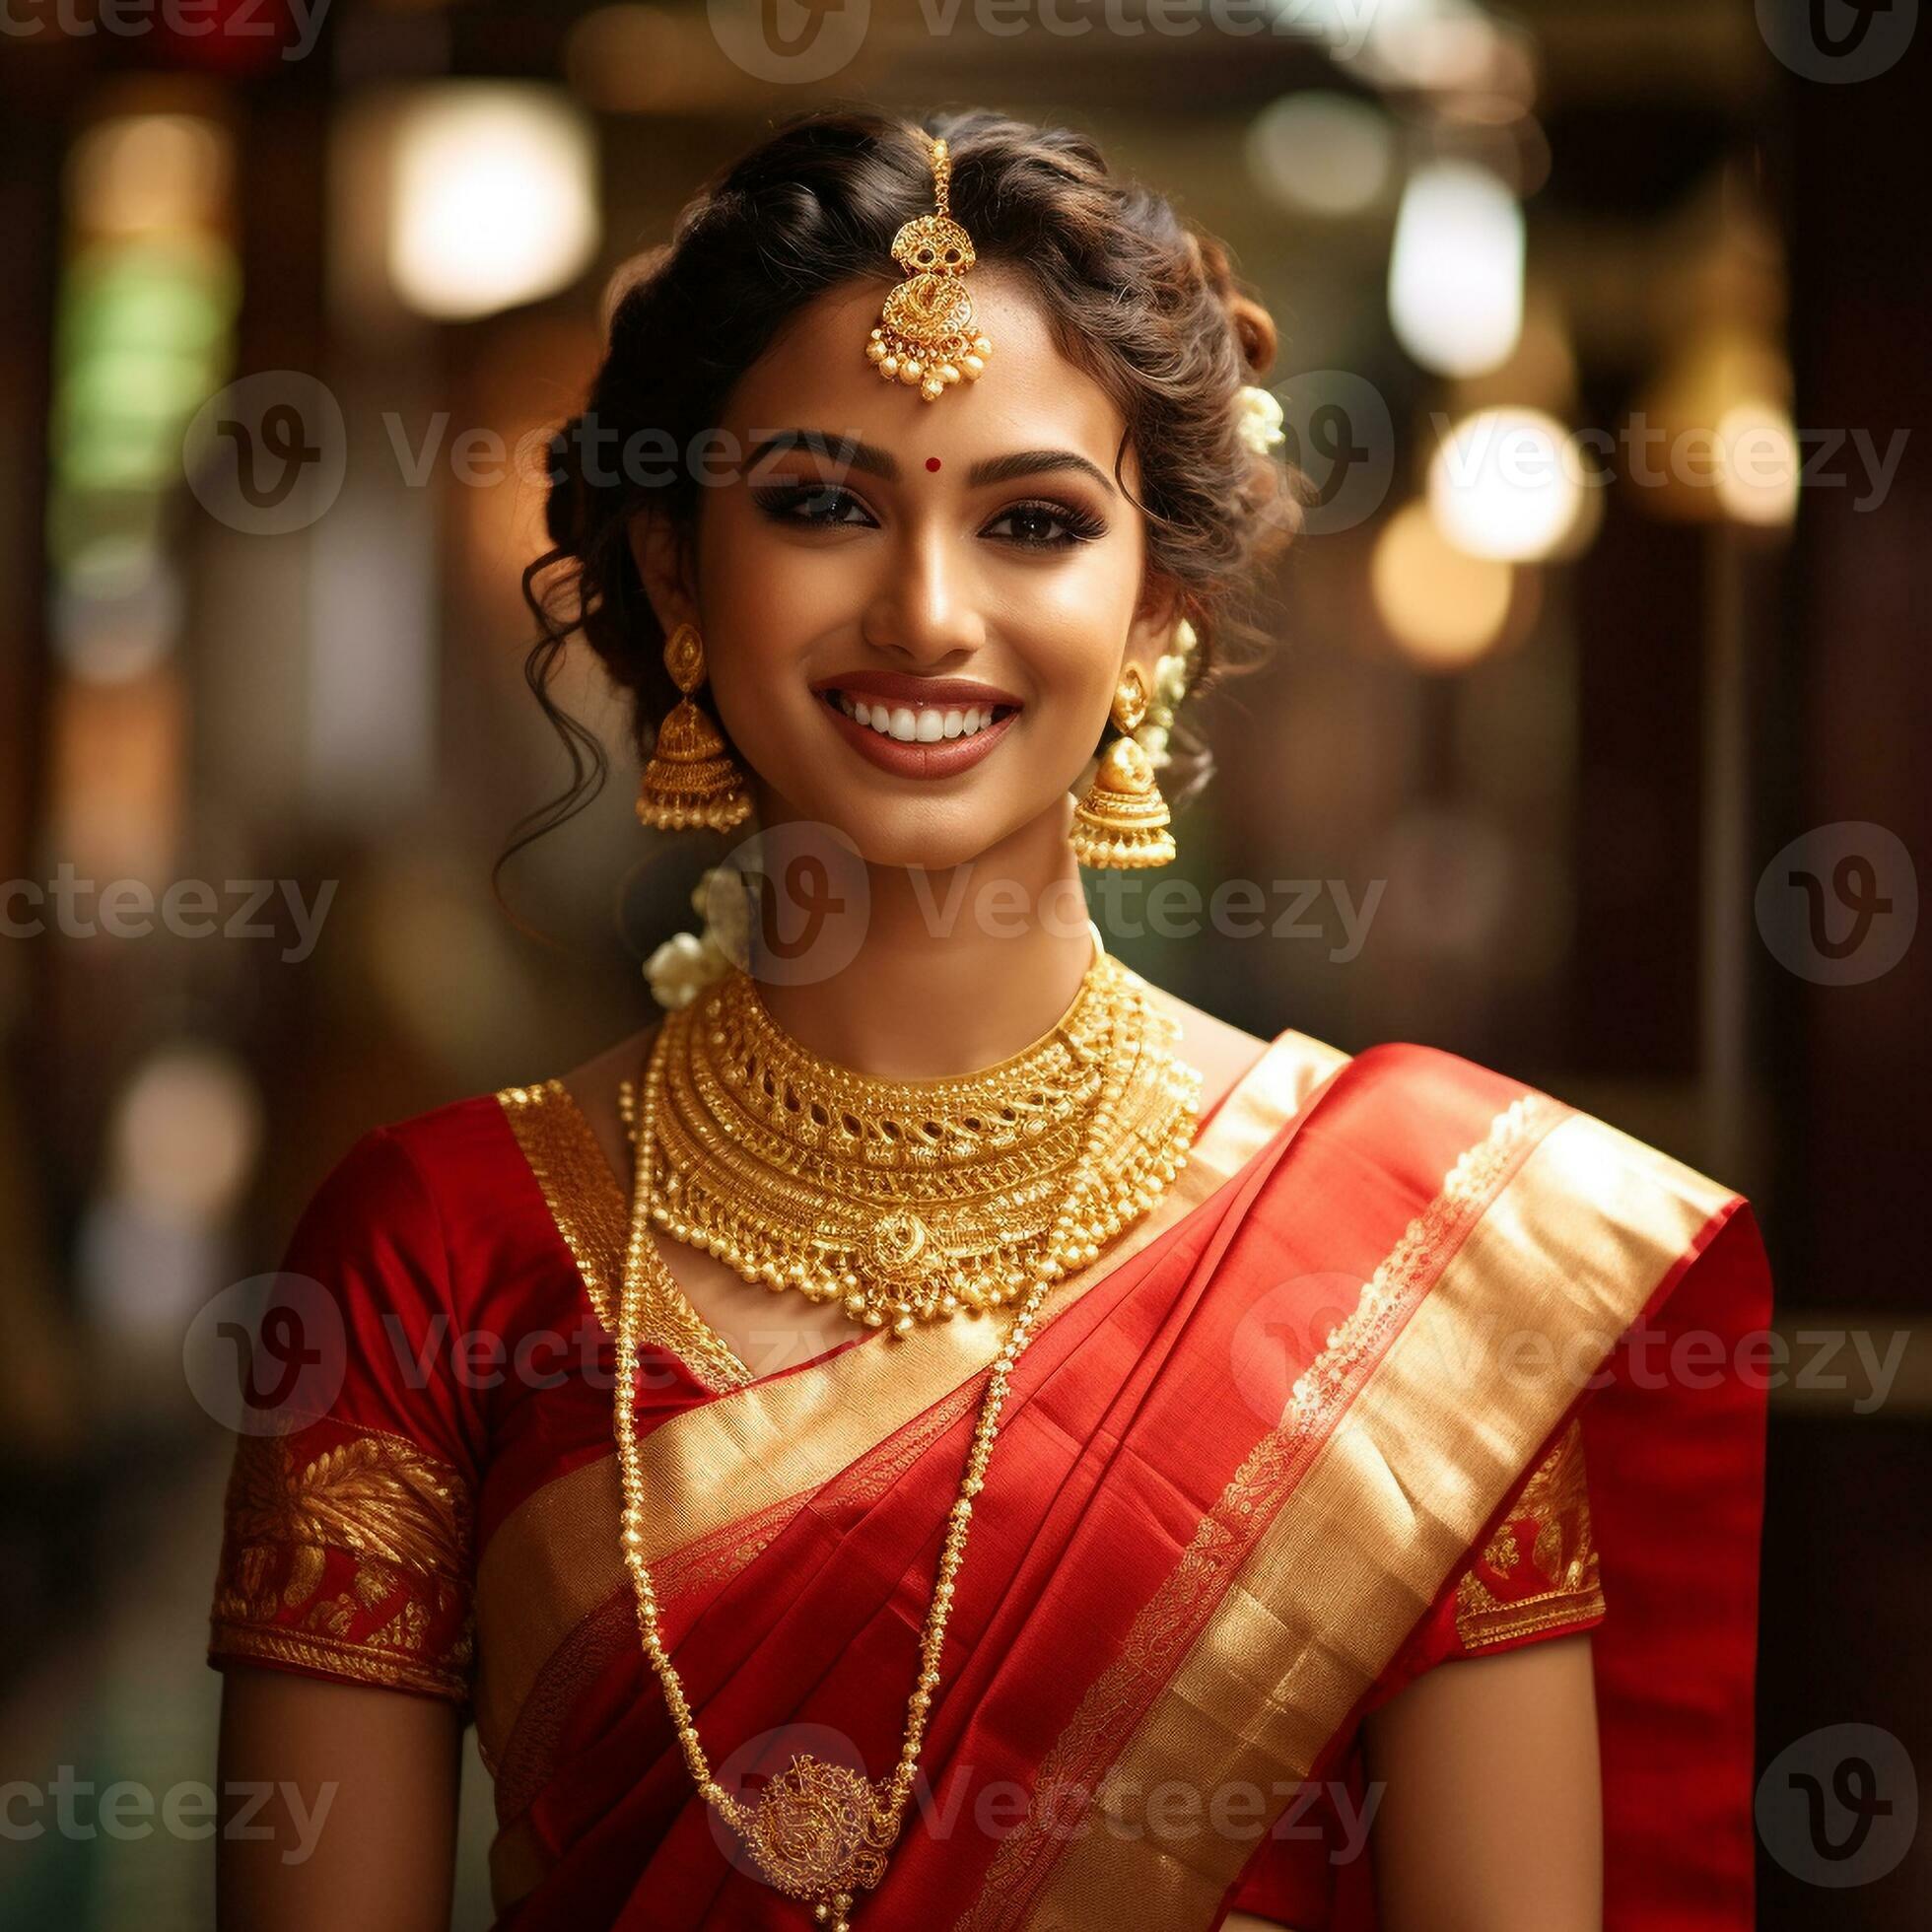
xmin=208 ymin=1421 xmax=476 ymax=1701
xmin=1453 ymin=1414 xmax=1605 ymax=1650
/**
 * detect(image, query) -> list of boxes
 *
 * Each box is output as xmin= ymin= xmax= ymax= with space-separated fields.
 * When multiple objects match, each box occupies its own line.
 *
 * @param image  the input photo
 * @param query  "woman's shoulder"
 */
xmin=1302 ymin=1032 xmax=1753 ymax=1225
xmin=301 ymin=1025 xmax=649 ymax=1242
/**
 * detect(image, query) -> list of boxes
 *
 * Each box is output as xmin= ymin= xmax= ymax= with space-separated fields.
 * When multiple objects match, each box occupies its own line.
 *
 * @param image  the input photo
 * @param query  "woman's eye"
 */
xmin=751 ymin=484 xmax=875 ymax=528
xmin=751 ymin=488 xmax=1102 ymax=548
xmin=983 ymin=500 xmax=1107 ymax=549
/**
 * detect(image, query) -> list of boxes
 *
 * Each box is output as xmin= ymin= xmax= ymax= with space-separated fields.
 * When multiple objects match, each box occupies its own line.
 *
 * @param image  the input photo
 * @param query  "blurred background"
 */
xmin=0 ymin=0 xmax=1925 ymax=1925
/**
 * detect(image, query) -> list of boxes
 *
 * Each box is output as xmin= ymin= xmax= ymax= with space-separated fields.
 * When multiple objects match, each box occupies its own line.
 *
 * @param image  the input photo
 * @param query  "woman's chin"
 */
xmin=817 ymin=803 xmax=1047 ymax=877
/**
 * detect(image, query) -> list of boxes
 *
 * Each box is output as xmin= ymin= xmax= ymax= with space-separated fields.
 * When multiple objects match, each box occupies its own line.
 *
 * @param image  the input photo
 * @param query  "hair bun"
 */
xmin=1186 ymin=230 xmax=1277 ymax=379
xmin=1224 ymin=292 xmax=1276 ymax=379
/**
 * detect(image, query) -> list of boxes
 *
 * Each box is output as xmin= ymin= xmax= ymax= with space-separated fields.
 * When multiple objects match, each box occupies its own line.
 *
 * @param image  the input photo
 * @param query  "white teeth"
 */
xmin=834 ymin=692 xmax=1005 ymax=742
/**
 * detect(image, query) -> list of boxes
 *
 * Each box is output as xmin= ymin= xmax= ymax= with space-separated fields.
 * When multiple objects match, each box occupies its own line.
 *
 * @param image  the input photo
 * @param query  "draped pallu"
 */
xmin=207 ymin=1028 xmax=1771 ymax=1930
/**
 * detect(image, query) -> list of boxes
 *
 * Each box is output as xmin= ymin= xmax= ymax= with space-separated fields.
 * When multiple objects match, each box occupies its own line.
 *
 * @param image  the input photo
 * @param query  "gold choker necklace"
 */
xmin=636 ymin=949 xmax=1200 ymax=1334
xmin=611 ymin=950 xmax=1200 ymax=1927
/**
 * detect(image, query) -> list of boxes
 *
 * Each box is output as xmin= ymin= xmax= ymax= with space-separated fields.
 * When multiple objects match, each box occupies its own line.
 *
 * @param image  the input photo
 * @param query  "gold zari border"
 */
xmin=1453 ymin=1413 xmax=1605 ymax=1650
xmin=497 ymin=1077 xmax=752 ymax=1393
xmin=1016 ymin=1108 xmax=1738 ymax=1928
xmin=207 ymin=1422 xmax=475 ymax=1704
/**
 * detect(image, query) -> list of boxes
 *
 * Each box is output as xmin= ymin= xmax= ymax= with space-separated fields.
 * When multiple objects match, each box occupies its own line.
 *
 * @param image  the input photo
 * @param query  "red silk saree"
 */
xmin=207 ymin=1020 xmax=1772 ymax=1930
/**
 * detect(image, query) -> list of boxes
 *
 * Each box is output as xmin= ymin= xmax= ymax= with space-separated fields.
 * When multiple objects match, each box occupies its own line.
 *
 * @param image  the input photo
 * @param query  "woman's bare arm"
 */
xmin=1359 ymin=1630 xmax=1604 ymax=1932
xmin=216 ymin=1665 xmax=462 ymax=1931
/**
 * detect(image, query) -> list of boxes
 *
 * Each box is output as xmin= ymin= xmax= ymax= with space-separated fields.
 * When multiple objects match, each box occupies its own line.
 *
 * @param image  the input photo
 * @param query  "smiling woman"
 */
xmin=208 ymin=109 xmax=1771 ymax=1932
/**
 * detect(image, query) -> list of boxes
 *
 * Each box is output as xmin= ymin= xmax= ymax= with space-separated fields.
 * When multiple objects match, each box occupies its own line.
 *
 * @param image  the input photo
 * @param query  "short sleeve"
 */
xmin=206 ymin=1126 xmax=482 ymax=1709
xmin=1440 ymin=1413 xmax=1606 ymax=1656
xmin=1370 ymin=1413 xmax=1607 ymax=1711
xmin=1228 ymin=1417 xmax=1605 ymax=1924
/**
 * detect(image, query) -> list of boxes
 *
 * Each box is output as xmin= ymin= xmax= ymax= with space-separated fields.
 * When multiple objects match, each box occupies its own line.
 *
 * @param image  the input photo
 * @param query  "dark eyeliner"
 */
xmin=753 ymin=479 xmax=1112 ymax=548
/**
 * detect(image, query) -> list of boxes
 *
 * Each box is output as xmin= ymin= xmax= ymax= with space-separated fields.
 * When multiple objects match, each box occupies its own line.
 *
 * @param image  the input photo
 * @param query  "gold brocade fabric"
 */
xmin=1007 ymin=1105 xmax=1738 ymax=1929
xmin=497 ymin=1076 xmax=752 ymax=1394
xmin=1453 ymin=1414 xmax=1605 ymax=1649
xmin=208 ymin=1420 xmax=475 ymax=1702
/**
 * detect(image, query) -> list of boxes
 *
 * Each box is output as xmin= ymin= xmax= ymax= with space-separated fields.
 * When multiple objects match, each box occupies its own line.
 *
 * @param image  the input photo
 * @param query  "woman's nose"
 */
xmin=862 ymin=526 xmax=986 ymax=665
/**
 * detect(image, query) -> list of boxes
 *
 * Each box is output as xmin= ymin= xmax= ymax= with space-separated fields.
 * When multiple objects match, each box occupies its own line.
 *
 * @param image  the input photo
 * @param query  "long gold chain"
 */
xmin=612 ymin=964 xmax=1198 ymax=1926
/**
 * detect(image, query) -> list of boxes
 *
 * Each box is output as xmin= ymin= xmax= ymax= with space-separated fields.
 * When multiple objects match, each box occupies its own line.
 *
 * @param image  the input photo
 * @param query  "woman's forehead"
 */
xmin=724 ymin=269 xmax=1133 ymax=478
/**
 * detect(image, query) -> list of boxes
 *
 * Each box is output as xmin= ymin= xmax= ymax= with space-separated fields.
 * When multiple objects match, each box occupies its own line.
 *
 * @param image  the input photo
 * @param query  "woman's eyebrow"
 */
xmin=742 ymin=435 xmax=1117 ymax=499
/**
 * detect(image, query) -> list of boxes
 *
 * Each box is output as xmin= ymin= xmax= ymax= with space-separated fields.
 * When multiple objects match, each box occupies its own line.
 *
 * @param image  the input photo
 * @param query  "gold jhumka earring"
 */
xmin=862 ymin=132 xmax=992 ymax=403
xmin=1070 ymin=661 xmax=1176 ymax=868
xmin=634 ymin=623 xmax=752 ymax=832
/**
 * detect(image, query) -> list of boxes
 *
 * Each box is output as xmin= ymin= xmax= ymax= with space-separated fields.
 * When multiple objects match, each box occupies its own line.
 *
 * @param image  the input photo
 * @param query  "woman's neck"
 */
xmin=750 ymin=807 xmax=1095 ymax=1082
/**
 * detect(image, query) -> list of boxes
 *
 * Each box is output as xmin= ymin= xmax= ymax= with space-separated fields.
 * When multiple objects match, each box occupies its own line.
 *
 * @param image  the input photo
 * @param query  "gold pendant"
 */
xmin=742 ymin=1755 xmax=898 ymax=1908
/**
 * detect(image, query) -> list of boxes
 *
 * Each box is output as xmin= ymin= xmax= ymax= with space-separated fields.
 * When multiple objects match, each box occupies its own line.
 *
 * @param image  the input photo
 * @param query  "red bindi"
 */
xmin=925 ymin=456 xmax=941 ymax=472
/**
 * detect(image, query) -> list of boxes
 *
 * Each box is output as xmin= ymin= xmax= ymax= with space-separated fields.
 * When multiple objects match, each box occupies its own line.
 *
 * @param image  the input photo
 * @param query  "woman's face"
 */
xmin=632 ymin=270 xmax=1171 ymax=872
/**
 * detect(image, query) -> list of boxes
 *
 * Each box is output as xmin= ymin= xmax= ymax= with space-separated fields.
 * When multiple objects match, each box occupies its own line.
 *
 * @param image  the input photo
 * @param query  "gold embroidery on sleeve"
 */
xmin=209 ymin=1423 xmax=476 ymax=1700
xmin=1453 ymin=1414 xmax=1605 ymax=1650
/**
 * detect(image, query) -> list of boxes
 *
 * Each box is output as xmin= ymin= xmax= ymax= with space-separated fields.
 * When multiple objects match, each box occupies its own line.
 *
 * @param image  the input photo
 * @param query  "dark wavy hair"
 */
xmin=497 ymin=106 xmax=1293 ymax=903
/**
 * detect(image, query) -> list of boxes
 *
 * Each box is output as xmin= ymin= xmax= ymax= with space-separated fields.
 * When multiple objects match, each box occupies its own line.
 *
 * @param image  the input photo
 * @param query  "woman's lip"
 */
xmin=821 ymin=695 xmax=1019 ymax=779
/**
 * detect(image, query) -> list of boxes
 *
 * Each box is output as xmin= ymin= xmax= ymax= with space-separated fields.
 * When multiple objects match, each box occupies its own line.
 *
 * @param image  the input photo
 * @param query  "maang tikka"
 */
xmin=635 ymin=623 xmax=753 ymax=833
xmin=864 ymin=133 xmax=992 ymax=403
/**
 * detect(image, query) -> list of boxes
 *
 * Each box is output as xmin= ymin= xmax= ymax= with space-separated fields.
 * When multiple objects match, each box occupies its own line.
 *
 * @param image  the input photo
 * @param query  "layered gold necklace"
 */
xmin=611 ymin=947 xmax=1199 ymax=1927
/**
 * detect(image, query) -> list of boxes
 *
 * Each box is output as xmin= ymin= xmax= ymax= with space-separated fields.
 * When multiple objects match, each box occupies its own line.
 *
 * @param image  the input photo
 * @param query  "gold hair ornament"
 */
xmin=864 ymin=135 xmax=992 ymax=404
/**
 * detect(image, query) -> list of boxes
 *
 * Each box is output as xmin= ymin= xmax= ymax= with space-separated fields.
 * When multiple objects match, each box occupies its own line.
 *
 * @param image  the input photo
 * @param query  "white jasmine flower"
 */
xmin=1235 ymin=384 xmax=1285 ymax=456
xmin=1153 ymin=651 xmax=1191 ymax=715
xmin=691 ymin=864 xmax=751 ymax=968
xmin=645 ymin=930 xmax=731 ymax=1011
